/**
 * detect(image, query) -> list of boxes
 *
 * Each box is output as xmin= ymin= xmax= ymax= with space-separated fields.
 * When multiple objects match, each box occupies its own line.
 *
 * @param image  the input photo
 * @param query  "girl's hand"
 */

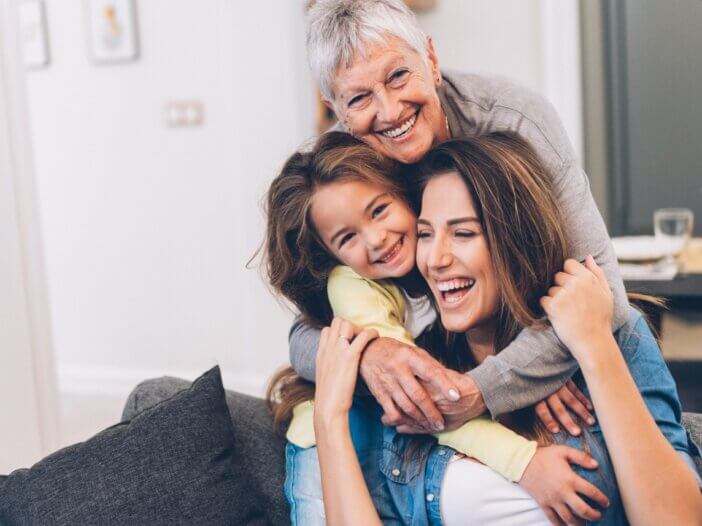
xmin=313 ymin=317 xmax=378 ymax=425
xmin=519 ymin=445 xmax=609 ymax=525
xmin=540 ymin=256 xmax=614 ymax=361
xmin=535 ymin=380 xmax=595 ymax=436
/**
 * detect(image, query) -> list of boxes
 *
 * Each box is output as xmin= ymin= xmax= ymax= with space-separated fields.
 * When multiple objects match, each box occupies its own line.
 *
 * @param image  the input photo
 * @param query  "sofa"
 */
xmin=121 ymin=376 xmax=702 ymax=524
xmin=1 ymin=371 xmax=699 ymax=525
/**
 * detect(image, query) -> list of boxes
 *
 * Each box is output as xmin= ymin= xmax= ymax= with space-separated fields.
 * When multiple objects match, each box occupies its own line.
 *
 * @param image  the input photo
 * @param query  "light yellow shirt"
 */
xmin=286 ymin=266 xmax=537 ymax=482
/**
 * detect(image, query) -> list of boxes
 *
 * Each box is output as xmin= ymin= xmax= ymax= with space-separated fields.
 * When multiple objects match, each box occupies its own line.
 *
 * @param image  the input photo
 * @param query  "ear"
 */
xmin=425 ymin=36 xmax=441 ymax=82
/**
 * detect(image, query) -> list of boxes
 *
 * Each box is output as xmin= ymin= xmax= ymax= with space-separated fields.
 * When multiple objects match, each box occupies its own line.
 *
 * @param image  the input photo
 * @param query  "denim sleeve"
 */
xmin=288 ymin=317 xmax=320 ymax=383
xmin=618 ymin=311 xmax=699 ymax=457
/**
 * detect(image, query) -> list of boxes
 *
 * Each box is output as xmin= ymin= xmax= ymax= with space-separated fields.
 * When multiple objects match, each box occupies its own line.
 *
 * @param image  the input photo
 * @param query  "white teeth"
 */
xmin=381 ymin=113 xmax=417 ymax=139
xmin=379 ymin=238 xmax=402 ymax=263
xmin=436 ymin=278 xmax=474 ymax=292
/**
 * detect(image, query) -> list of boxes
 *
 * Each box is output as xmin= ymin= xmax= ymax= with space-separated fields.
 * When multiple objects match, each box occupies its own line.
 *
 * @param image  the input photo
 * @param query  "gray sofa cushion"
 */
xmin=682 ymin=412 xmax=702 ymax=473
xmin=0 ymin=367 xmax=249 ymax=526
xmin=122 ymin=376 xmax=289 ymax=526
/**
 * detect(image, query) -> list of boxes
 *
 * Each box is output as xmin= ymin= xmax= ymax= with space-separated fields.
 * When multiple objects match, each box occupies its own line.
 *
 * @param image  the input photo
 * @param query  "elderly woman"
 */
xmin=290 ymin=0 xmax=628 ymax=443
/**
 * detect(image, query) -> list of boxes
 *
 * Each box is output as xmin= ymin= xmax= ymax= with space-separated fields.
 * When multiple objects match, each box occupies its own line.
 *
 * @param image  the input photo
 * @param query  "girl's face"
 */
xmin=416 ymin=171 xmax=500 ymax=334
xmin=310 ymin=179 xmax=417 ymax=280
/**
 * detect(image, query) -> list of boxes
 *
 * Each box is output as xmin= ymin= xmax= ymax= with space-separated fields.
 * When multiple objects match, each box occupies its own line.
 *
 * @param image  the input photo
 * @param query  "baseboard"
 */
xmin=57 ymin=363 xmax=268 ymax=400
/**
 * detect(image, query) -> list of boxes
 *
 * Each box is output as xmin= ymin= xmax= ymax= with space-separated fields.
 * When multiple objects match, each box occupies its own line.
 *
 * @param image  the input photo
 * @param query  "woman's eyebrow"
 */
xmin=447 ymin=217 xmax=480 ymax=226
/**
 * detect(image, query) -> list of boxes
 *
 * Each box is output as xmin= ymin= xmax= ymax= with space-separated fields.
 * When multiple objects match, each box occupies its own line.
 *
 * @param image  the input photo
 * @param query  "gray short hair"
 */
xmin=307 ymin=0 xmax=428 ymax=101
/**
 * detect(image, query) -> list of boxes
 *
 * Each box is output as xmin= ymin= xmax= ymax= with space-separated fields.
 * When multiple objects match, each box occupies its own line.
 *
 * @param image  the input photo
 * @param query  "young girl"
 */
xmin=307 ymin=132 xmax=700 ymax=525
xmin=265 ymin=132 xmax=609 ymax=525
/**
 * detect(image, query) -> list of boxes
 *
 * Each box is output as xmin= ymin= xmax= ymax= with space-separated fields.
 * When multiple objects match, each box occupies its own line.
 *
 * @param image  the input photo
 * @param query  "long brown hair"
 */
xmin=411 ymin=132 xmax=569 ymax=443
xmin=264 ymin=131 xmax=407 ymax=432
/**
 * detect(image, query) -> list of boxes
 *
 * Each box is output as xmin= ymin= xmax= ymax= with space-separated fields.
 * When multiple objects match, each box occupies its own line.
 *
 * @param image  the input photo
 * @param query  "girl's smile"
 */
xmin=309 ymin=179 xmax=417 ymax=280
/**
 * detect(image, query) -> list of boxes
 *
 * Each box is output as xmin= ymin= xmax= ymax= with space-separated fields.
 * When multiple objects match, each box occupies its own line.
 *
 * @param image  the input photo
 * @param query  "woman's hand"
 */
xmin=540 ymin=256 xmax=614 ymax=362
xmin=535 ymin=380 xmax=595 ymax=436
xmin=313 ymin=317 xmax=378 ymax=426
xmin=519 ymin=445 xmax=609 ymax=525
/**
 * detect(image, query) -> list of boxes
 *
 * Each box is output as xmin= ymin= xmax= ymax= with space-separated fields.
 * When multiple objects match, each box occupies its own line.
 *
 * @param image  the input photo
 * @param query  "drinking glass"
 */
xmin=654 ymin=208 xmax=694 ymax=264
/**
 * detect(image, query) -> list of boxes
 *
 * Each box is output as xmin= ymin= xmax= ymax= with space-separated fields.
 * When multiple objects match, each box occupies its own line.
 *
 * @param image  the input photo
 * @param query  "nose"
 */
xmin=427 ymin=232 xmax=453 ymax=271
xmin=374 ymin=88 xmax=402 ymax=125
xmin=364 ymin=226 xmax=387 ymax=250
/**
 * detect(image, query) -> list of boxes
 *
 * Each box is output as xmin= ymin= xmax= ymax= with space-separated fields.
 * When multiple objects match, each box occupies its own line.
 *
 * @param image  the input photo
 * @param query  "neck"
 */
xmin=465 ymin=321 xmax=496 ymax=365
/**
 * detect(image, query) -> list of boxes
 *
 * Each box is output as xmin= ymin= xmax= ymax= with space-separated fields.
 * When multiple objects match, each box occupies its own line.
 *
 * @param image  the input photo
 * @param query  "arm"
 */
xmin=314 ymin=319 xmax=381 ymax=526
xmin=288 ymin=317 xmax=320 ymax=383
xmin=467 ymin=88 xmax=628 ymax=417
xmin=542 ymin=257 xmax=702 ymax=524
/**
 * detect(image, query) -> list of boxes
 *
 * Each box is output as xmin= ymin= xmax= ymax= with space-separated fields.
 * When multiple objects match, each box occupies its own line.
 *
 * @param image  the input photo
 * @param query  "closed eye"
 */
xmin=348 ymin=92 xmax=369 ymax=108
xmin=455 ymin=231 xmax=478 ymax=238
xmin=388 ymin=68 xmax=409 ymax=84
xmin=417 ymin=230 xmax=432 ymax=239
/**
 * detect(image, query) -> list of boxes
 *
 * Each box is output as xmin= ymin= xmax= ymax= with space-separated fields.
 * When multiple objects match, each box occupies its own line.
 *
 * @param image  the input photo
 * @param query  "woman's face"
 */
xmin=310 ymin=179 xmax=417 ymax=280
xmin=416 ymin=171 xmax=500 ymax=334
xmin=328 ymin=36 xmax=447 ymax=165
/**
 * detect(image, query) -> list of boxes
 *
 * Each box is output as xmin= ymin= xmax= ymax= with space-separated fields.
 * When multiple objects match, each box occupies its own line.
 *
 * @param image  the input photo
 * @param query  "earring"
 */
xmin=435 ymin=73 xmax=442 ymax=86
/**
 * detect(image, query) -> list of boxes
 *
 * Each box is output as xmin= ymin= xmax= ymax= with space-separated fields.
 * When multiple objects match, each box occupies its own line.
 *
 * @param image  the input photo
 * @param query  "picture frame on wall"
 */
xmin=84 ymin=0 xmax=139 ymax=65
xmin=20 ymin=0 xmax=50 ymax=70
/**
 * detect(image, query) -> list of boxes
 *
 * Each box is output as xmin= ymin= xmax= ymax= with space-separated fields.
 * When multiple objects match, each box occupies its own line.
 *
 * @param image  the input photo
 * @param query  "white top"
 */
xmin=402 ymin=292 xmax=436 ymax=338
xmin=440 ymin=456 xmax=549 ymax=526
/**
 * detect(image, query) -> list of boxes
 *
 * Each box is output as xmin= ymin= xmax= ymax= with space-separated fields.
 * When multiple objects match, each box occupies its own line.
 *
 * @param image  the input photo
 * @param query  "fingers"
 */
xmin=396 ymin=423 xmax=433 ymax=435
xmin=567 ymin=379 xmax=594 ymax=411
xmin=553 ymin=272 xmax=572 ymax=286
xmin=565 ymin=494 xmax=602 ymax=523
xmin=543 ymin=507 xmax=566 ymax=526
xmin=562 ymin=446 xmax=598 ymax=470
xmin=548 ymin=286 xmax=563 ymax=298
xmin=573 ymin=475 xmax=610 ymax=509
xmin=348 ymin=328 xmax=379 ymax=355
xmin=563 ymin=258 xmax=588 ymax=277
xmin=553 ymin=503 xmax=580 ymax=526
xmin=409 ymin=351 xmax=460 ymax=402
xmin=540 ymin=295 xmax=553 ymax=313
xmin=535 ymin=400 xmax=560 ymax=433
xmin=562 ymin=381 xmax=595 ymax=424
xmin=585 ymin=254 xmax=609 ymax=288
xmin=547 ymin=394 xmax=581 ymax=436
xmin=376 ymin=392 xmax=404 ymax=426
xmin=396 ymin=373 xmax=444 ymax=431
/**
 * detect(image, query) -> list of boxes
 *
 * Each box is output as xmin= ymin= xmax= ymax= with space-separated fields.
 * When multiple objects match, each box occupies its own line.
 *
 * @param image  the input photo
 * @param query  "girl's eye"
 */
xmin=338 ymin=232 xmax=355 ymax=248
xmin=371 ymin=203 xmax=389 ymax=219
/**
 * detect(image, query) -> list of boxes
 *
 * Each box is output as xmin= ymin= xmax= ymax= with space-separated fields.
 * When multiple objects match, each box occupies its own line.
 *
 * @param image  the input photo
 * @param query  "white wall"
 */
xmin=418 ymin=0 xmax=582 ymax=159
xmin=23 ymin=1 xmax=582 ymax=428
xmin=27 ymin=1 xmax=315 ymax=400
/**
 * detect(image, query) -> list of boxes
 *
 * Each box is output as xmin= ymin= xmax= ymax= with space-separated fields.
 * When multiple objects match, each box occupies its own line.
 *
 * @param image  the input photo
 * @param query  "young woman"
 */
xmin=309 ymin=133 xmax=701 ymax=525
xmin=266 ymin=132 xmax=614 ymax=525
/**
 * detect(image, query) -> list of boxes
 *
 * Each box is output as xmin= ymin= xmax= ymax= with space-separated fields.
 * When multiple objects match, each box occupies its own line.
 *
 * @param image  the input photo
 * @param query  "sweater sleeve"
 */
xmin=465 ymin=82 xmax=628 ymax=417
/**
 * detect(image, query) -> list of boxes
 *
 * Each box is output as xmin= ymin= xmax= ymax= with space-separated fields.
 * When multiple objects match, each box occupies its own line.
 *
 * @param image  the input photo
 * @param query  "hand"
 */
xmin=535 ymin=380 xmax=595 ymax=436
xmin=314 ymin=318 xmax=378 ymax=425
xmin=540 ymin=256 xmax=614 ymax=361
xmin=519 ymin=445 xmax=610 ymax=525
xmin=359 ymin=337 xmax=461 ymax=433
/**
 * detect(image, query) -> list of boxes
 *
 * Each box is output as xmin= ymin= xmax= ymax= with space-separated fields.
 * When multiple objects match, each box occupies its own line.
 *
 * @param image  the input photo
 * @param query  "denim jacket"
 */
xmin=285 ymin=307 xmax=701 ymax=525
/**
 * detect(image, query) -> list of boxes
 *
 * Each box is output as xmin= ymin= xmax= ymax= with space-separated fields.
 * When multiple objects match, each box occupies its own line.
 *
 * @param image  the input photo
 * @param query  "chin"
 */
xmin=439 ymin=312 xmax=471 ymax=333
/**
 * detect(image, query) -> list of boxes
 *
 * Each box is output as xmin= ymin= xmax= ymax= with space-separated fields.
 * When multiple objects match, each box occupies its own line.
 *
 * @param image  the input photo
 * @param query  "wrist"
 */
xmin=313 ymin=409 xmax=349 ymax=435
xmin=575 ymin=333 xmax=619 ymax=373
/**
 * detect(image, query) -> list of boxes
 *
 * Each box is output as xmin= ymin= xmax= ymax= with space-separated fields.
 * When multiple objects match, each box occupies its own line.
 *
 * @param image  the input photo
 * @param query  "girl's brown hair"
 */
xmin=264 ymin=131 xmax=405 ymax=432
xmin=411 ymin=132 xmax=569 ymax=443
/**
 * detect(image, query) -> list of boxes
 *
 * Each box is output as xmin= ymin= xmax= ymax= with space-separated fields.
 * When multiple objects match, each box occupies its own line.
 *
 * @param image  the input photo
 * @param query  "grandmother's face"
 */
xmin=329 ymin=36 xmax=447 ymax=164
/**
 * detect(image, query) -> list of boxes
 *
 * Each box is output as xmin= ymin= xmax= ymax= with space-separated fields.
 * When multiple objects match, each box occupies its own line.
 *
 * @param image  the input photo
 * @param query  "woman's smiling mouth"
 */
xmin=436 ymin=277 xmax=475 ymax=306
xmin=380 ymin=111 xmax=418 ymax=140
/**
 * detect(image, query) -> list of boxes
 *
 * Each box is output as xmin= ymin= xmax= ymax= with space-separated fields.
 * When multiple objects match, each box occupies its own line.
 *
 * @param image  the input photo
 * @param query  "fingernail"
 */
xmin=551 ymin=426 xmax=559 ymax=433
xmin=588 ymin=417 xmax=596 ymax=425
xmin=434 ymin=422 xmax=444 ymax=432
xmin=572 ymin=427 xmax=581 ymax=435
xmin=448 ymin=389 xmax=459 ymax=401
xmin=591 ymin=459 xmax=599 ymax=467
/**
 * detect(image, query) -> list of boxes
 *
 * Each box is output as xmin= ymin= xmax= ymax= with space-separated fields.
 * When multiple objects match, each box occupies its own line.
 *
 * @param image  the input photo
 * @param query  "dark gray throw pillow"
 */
xmin=0 ymin=366 xmax=253 ymax=526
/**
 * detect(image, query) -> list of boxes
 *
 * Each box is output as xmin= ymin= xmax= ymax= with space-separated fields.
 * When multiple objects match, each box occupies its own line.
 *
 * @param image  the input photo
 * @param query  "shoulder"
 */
xmin=327 ymin=266 xmax=400 ymax=302
xmin=442 ymin=70 xmax=575 ymax=168
xmin=614 ymin=305 xmax=659 ymax=355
